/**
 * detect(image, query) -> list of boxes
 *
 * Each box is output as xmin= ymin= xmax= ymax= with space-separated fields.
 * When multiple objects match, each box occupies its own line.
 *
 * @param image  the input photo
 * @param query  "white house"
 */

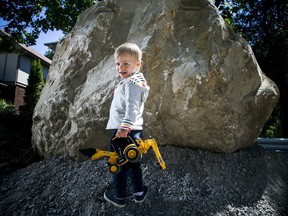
xmin=0 ymin=29 xmax=51 ymax=112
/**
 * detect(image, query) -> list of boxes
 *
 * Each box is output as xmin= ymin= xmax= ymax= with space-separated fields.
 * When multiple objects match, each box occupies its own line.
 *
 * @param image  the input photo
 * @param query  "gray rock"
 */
xmin=32 ymin=0 xmax=279 ymax=159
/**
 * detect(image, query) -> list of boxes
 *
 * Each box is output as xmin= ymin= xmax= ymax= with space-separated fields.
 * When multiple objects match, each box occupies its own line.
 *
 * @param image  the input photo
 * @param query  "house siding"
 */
xmin=0 ymin=53 xmax=18 ymax=83
xmin=0 ymin=34 xmax=51 ymax=113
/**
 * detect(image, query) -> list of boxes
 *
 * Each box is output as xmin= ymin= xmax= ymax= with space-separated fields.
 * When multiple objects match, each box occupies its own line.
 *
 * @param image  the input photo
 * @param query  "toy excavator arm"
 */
xmin=79 ymin=148 xmax=118 ymax=161
xmin=136 ymin=138 xmax=166 ymax=170
xmin=149 ymin=139 xmax=166 ymax=170
xmin=91 ymin=150 xmax=117 ymax=161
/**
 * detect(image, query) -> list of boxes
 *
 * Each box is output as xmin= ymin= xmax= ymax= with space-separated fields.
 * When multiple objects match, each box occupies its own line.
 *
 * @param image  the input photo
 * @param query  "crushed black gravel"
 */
xmin=1 ymin=146 xmax=287 ymax=216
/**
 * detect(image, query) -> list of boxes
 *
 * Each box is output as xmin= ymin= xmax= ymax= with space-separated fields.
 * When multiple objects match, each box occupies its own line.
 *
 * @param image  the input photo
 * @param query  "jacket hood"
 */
xmin=127 ymin=72 xmax=150 ymax=92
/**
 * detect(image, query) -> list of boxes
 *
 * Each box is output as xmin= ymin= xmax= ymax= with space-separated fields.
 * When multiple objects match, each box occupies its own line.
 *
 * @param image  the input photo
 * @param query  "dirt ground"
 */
xmin=0 ymin=146 xmax=287 ymax=216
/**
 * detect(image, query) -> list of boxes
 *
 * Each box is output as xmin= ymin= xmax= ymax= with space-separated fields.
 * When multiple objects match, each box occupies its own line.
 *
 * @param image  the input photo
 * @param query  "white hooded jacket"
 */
xmin=106 ymin=72 xmax=150 ymax=131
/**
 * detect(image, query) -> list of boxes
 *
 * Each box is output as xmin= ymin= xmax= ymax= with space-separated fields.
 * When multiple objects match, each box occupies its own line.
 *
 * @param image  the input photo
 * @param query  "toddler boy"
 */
xmin=104 ymin=43 xmax=150 ymax=208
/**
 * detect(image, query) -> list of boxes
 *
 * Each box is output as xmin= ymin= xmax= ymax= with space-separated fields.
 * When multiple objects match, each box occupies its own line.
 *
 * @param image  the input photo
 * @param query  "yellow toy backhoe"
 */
xmin=79 ymin=137 xmax=166 ymax=174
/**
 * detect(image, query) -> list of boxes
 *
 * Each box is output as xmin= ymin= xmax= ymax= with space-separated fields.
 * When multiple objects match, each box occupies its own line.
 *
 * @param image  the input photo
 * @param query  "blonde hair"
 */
xmin=114 ymin=43 xmax=142 ymax=61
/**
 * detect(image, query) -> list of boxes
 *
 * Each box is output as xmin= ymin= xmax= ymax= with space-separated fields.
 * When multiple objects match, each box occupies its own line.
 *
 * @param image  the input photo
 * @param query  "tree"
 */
xmin=217 ymin=0 xmax=288 ymax=137
xmin=0 ymin=0 xmax=98 ymax=46
xmin=0 ymin=34 xmax=17 ymax=52
xmin=44 ymin=49 xmax=55 ymax=60
xmin=20 ymin=60 xmax=44 ymax=121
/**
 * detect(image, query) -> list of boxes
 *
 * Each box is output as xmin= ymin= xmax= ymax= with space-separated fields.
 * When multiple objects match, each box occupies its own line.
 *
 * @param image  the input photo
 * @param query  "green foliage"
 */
xmin=0 ymin=99 xmax=16 ymax=117
xmin=0 ymin=35 xmax=17 ymax=53
xmin=20 ymin=60 xmax=44 ymax=120
xmin=260 ymin=105 xmax=281 ymax=138
xmin=44 ymin=49 xmax=55 ymax=60
xmin=0 ymin=0 xmax=99 ymax=46
xmin=218 ymin=0 xmax=288 ymax=137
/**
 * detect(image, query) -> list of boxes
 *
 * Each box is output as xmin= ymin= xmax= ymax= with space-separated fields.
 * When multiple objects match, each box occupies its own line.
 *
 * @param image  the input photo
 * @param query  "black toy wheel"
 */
xmin=124 ymin=145 xmax=142 ymax=163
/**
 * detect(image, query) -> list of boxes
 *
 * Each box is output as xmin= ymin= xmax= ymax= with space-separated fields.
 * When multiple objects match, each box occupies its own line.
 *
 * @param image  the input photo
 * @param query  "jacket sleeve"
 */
xmin=119 ymin=81 xmax=142 ymax=131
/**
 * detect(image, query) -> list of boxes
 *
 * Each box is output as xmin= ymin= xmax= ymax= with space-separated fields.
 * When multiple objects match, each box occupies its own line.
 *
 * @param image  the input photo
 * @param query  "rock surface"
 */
xmin=32 ymin=0 xmax=279 ymax=159
xmin=0 ymin=147 xmax=287 ymax=215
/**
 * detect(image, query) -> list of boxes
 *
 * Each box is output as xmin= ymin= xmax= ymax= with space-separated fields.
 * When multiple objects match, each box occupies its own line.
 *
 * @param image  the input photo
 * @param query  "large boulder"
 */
xmin=32 ymin=0 xmax=279 ymax=159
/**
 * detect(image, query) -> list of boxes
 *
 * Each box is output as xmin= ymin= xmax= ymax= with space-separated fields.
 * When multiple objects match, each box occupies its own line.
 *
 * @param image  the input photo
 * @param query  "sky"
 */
xmin=0 ymin=18 xmax=64 ymax=56
xmin=30 ymin=30 xmax=64 ymax=56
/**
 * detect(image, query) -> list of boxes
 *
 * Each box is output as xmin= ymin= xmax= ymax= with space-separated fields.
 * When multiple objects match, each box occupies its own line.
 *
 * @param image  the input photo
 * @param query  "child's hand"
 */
xmin=116 ymin=128 xmax=129 ymax=138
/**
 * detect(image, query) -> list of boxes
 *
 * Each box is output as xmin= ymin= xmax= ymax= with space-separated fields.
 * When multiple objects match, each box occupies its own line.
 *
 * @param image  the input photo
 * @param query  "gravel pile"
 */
xmin=0 ymin=146 xmax=287 ymax=216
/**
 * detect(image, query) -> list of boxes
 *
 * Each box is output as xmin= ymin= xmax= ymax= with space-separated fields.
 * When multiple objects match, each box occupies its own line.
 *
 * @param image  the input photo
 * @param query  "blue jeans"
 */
xmin=109 ymin=130 xmax=144 ymax=198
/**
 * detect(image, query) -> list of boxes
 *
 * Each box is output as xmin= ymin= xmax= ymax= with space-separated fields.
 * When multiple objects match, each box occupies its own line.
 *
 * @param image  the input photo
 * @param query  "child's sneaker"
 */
xmin=104 ymin=191 xmax=126 ymax=208
xmin=134 ymin=185 xmax=149 ymax=203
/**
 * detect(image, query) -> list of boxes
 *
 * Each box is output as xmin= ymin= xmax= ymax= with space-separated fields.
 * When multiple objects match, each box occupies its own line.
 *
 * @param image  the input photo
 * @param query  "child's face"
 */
xmin=115 ymin=53 xmax=141 ymax=79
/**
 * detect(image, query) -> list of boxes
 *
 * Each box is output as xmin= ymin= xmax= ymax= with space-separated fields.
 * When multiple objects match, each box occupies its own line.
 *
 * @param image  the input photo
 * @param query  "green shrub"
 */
xmin=0 ymin=99 xmax=16 ymax=118
xmin=20 ymin=59 xmax=44 ymax=120
xmin=260 ymin=104 xmax=281 ymax=138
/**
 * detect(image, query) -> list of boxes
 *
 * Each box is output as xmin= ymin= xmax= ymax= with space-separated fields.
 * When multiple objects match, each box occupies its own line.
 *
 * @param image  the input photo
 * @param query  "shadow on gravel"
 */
xmin=0 ymin=117 xmax=42 ymax=177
